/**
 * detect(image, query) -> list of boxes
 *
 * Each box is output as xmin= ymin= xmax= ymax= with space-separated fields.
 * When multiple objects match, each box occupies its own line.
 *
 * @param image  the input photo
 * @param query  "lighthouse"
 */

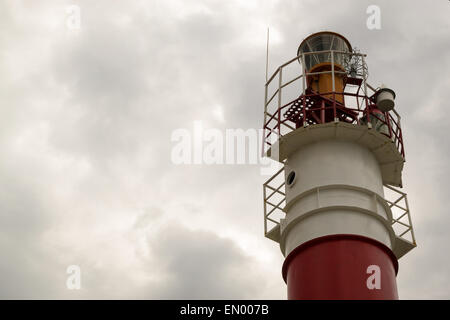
xmin=262 ymin=31 xmax=416 ymax=299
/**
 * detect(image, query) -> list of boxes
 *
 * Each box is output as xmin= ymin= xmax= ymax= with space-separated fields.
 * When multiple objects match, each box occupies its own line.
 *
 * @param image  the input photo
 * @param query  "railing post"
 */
xmin=321 ymin=100 xmax=325 ymax=124
xmin=331 ymin=50 xmax=337 ymax=121
xmin=301 ymin=53 xmax=307 ymax=127
xmin=386 ymin=112 xmax=393 ymax=139
xmin=395 ymin=112 xmax=405 ymax=158
xmin=362 ymin=55 xmax=368 ymax=97
xmin=331 ymin=50 xmax=335 ymax=93
xmin=263 ymin=80 xmax=268 ymax=157
xmin=263 ymin=184 xmax=267 ymax=235
xmin=399 ymin=124 xmax=405 ymax=158
xmin=404 ymin=194 xmax=416 ymax=245
xmin=362 ymin=55 xmax=371 ymax=128
xmin=278 ymin=67 xmax=282 ymax=135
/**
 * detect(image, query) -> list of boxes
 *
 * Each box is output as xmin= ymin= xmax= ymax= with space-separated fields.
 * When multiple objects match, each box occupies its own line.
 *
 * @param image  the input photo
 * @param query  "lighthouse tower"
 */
xmin=262 ymin=32 xmax=416 ymax=299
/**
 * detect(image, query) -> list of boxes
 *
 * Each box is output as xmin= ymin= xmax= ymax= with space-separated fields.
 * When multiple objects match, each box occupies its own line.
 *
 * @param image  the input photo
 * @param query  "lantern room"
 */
xmin=297 ymin=32 xmax=352 ymax=104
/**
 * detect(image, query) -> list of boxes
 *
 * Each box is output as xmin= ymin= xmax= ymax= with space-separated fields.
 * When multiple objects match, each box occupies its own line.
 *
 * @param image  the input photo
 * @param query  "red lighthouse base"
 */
xmin=282 ymin=234 xmax=399 ymax=300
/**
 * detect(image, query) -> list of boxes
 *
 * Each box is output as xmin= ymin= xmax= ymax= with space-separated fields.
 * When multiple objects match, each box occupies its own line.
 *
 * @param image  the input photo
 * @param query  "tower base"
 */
xmin=282 ymin=234 xmax=399 ymax=300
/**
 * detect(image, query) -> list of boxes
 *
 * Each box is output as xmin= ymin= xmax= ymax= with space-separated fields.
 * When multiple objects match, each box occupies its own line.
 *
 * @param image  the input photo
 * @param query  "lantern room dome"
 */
xmin=297 ymin=31 xmax=352 ymax=71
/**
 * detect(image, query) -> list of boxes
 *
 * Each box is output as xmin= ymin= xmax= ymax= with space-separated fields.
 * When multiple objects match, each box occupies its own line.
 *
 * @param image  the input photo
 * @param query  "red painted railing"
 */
xmin=262 ymin=90 xmax=405 ymax=159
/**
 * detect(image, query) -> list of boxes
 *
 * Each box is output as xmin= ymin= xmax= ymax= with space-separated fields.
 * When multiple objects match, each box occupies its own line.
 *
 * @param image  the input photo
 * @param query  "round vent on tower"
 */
xmin=287 ymin=171 xmax=296 ymax=187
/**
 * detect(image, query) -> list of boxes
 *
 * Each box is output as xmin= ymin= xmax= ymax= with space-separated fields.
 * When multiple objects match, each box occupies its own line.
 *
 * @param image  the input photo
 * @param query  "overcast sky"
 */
xmin=0 ymin=0 xmax=449 ymax=299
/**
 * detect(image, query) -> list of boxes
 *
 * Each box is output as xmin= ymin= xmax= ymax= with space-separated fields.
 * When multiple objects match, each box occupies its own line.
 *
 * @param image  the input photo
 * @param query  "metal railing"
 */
xmin=385 ymin=184 xmax=416 ymax=246
xmin=262 ymin=49 xmax=405 ymax=158
xmin=263 ymin=166 xmax=286 ymax=239
xmin=263 ymin=164 xmax=416 ymax=247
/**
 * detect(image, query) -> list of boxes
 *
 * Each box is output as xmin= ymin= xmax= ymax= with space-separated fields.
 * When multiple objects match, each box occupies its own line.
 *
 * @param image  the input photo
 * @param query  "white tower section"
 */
xmin=275 ymin=122 xmax=406 ymax=257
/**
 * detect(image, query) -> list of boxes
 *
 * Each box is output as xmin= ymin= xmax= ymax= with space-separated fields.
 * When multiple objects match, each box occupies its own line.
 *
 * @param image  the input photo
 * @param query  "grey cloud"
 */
xmin=0 ymin=0 xmax=449 ymax=299
xmin=142 ymin=223 xmax=268 ymax=299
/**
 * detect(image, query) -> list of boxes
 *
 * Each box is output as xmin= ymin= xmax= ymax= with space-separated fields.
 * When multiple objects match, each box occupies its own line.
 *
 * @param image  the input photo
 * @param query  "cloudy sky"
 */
xmin=0 ymin=0 xmax=449 ymax=299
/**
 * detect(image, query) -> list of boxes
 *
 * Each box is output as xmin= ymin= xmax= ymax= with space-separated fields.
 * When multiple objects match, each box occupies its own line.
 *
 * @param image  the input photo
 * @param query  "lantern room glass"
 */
xmin=297 ymin=33 xmax=352 ymax=71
